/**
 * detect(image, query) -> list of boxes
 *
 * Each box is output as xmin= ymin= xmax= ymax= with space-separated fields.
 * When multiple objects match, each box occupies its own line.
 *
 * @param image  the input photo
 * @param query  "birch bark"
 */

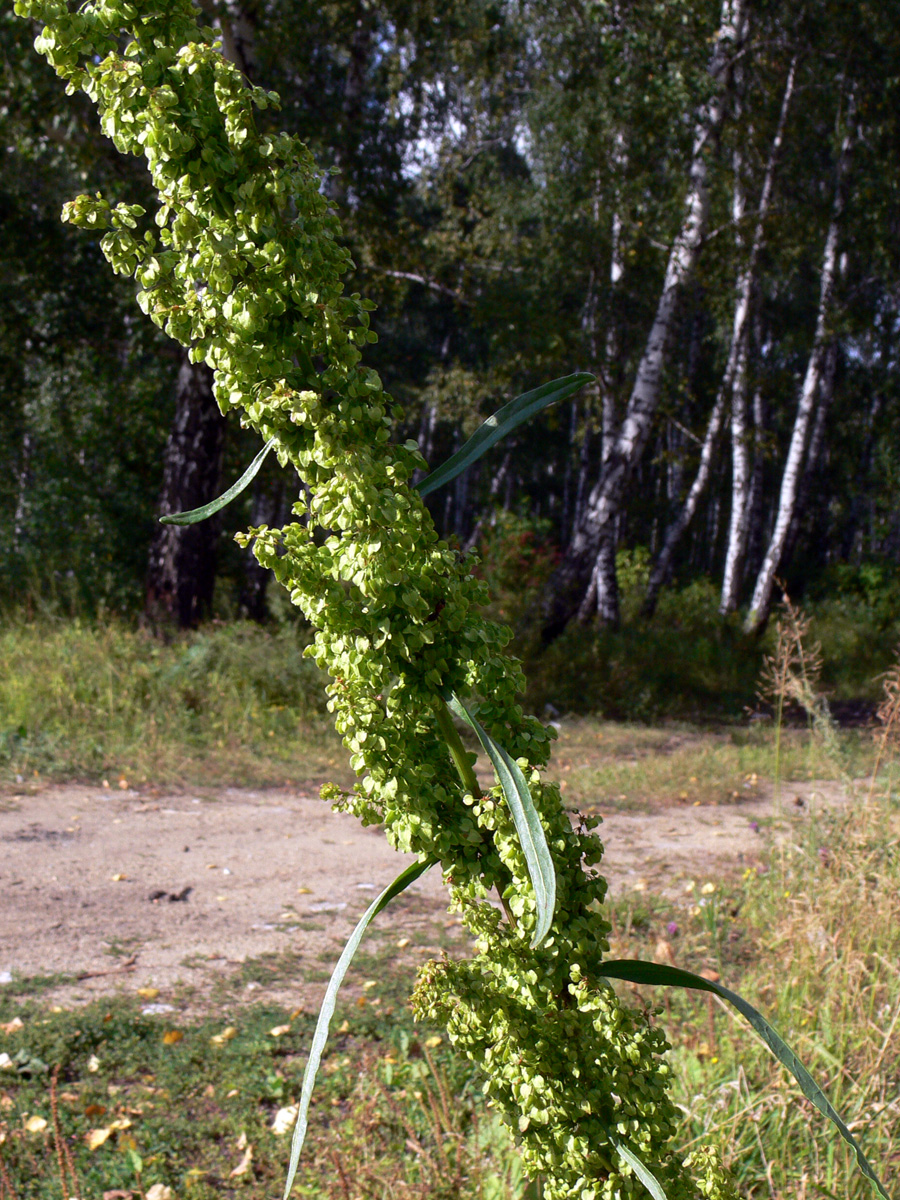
xmin=541 ymin=0 xmax=747 ymax=638
xmin=744 ymin=99 xmax=856 ymax=634
xmin=641 ymin=53 xmax=797 ymax=617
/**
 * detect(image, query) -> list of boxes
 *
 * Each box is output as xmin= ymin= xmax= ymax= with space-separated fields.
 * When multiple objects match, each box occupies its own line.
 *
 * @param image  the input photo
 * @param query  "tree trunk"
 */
xmin=146 ymin=359 xmax=226 ymax=628
xmin=144 ymin=2 xmax=257 ymax=629
xmin=541 ymin=0 xmax=746 ymax=640
xmin=642 ymin=53 xmax=797 ymax=618
xmin=745 ymin=98 xmax=856 ymax=634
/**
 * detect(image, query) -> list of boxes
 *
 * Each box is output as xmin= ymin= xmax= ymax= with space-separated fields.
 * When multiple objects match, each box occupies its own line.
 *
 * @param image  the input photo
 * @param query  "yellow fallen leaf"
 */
xmin=87 ymin=1054 xmax=101 ymax=1073
xmin=0 ymin=1018 xmax=23 ymax=1034
xmin=137 ymin=987 xmax=160 ymax=1000
xmin=362 ymin=980 xmax=377 ymax=991
xmin=86 ymin=1126 xmax=112 ymax=1150
xmin=145 ymin=1186 xmax=174 ymax=1200
xmin=210 ymin=1027 xmax=237 ymax=1046
xmin=109 ymin=1118 xmax=132 ymax=1131
xmin=396 ymin=938 xmax=410 ymax=949
xmin=271 ymin=1105 xmax=299 ymax=1135
xmin=236 ymin=1131 xmax=248 ymax=1151
xmin=162 ymin=1030 xmax=183 ymax=1045
xmin=268 ymin=1024 xmax=291 ymax=1038
xmin=111 ymin=873 xmax=128 ymax=882
xmin=229 ymin=1144 xmax=253 ymax=1177
xmin=424 ymin=1035 xmax=443 ymax=1049
xmin=297 ymin=886 xmax=312 ymax=894
xmin=24 ymin=1115 xmax=48 ymax=1133
xmin=337 ymin=1020 xmax=349 ymax=1034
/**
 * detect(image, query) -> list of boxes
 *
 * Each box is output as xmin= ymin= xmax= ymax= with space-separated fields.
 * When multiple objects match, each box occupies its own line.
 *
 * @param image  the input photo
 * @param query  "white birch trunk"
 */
xmin=744 ymin=101 xmax=856 ymax=634
xmin=570 ymin=0 xmax=747 ymax=629
xmin=721 ymin=56 xmax=797 ymax=612
xmin=639 ymin=39 xmax=796 ymax=617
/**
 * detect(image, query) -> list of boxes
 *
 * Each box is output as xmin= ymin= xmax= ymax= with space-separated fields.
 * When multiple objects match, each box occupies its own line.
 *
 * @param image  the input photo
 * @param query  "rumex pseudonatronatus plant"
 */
xmin=13 ymin=4 xmax=890 ymax=1198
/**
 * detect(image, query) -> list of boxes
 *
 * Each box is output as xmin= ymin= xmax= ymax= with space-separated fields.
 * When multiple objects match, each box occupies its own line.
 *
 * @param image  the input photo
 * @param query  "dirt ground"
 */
xmin=0 ymin=777 xmax=846 ymax=1006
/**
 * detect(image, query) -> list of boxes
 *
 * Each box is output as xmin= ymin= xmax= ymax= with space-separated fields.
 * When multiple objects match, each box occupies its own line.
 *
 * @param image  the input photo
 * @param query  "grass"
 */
xmin=0 ymin=944 xmax=518 ymax=1200
xmin=549 ymin=719 xmax=874 ymax=812
xmin=0 ymin=618 xmax=349 ymax=789
xmin=2 ymin=606 xmax=898 ymax=1198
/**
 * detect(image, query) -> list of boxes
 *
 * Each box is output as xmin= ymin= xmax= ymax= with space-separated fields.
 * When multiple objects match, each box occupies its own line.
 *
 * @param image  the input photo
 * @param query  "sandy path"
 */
xmin=0 ymin=781 xmax=842 ymax=1003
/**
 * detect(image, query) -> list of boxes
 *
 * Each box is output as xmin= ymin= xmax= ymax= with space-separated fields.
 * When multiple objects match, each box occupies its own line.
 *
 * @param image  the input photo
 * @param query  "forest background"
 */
xmin=2 ymin=0 xmax=900 ymax=719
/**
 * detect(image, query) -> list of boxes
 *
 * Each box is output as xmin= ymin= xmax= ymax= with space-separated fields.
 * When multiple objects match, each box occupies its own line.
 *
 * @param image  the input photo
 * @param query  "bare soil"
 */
xmin=0 ymin=778 xmax=847 ymax=1006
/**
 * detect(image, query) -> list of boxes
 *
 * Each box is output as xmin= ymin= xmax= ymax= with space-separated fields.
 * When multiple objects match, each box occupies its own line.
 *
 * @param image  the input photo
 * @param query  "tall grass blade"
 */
xmin=283 ymin=857 xmax=435 ymax=1198
xmin=159 ymin=437 xmax=276 ymax=525
xmin=610 ymin=1137 xmax=668 ymax=1200
xmin=446 ymin=693 xmax=556 ymax=948
xmin=416 ymin=374 xmax=594 ymax=498
xmin=597 ymin=960 xmax=891 ymax=1200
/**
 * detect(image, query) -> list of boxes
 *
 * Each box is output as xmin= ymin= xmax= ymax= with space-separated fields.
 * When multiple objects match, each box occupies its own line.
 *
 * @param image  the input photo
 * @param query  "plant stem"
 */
xmin=434 ymin=697 xmax=481 ymax=798
xmin=433 ymin=696 xmax=518 ymax=928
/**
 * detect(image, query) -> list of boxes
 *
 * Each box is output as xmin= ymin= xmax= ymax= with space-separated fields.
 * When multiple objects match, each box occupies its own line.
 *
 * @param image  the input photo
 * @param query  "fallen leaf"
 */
xmin=86 ymin=1127 xmax=113 ymax=1150
xmin=268 ymin=1024 xmax=291 ymax=1038
xmin=271 ymin=1105 xmax=299 ymax=1135
xmin=87 ymin=1054 xmax=101 ymax=1073
xmin=111 ymin=873 xmax=128 ymax=882
xmin=296 ymin=886 xmax=312 ymax=894
xmin=699 ymin=968 xmax=721 ymax=983
xmin=162 ymin=1030 xmax=183 ymax=1045
xmin=396 ymin=938 xmax=410 ymax=949
xmin=424 ymin=1035 xmax=443 ymax=1049
xmin=84 ymin=1104 xmax=107 ymax=1117
xmin=59 ymin=1092 xmax=79 ymax=1102
xmin=145 ymin=1186 xmax=173 ymax=1200
xmin=229 ymin=1144 xmax=253 ymax=1177
xmin=118 ymin=777 xmax=129 ymax=790
xmin=236 ymin=1131 xmax=248 ymax=1150
xmin=136 ymin=987 xmax=160 ymax=1001
xmin=654 ymin=938 xmax=677 ymax=967
xmin=0 ymin=1095 xmax=14 ymax=1109
xmin=0 ymin=1018 xmax=23 ymax=1035
xmin=362 ymin=980 xmax=377 ymax=991
xmin=109 ymin=1118 xmax=132 ymax=1131
xmin=337 ymin=1020 xmax=350 ymax=1034
xmin=24 ymin=1115 xmax=48 ymax=1133
xmin=102 ymin=1191 xmax=133 ymax=1199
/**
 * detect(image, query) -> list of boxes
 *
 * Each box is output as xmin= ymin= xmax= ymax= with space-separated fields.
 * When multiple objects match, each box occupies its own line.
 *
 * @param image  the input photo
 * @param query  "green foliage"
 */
xmin=12 ymin=5 xmax=887 ymax=1198
xmin=0 ymin=618 xmax=336 ymax=785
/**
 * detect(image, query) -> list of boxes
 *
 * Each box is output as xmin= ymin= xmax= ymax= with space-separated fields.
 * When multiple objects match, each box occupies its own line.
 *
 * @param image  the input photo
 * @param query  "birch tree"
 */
xmin=642 ymin=53 xmax=797 ymax=617
xmin=744 ymin=95 xmax=857 ymax=635
xmin=542 ymin=0 xmax=747 ymax=638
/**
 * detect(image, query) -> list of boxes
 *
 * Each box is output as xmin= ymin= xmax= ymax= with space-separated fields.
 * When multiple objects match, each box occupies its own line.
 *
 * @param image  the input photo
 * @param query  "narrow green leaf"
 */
xmin=283 ymin=857 xmax=435 ymax=1199
xmin=159 ymin=436 xmax=276 ymax=525
xmin=609 ymin=1137 xmax=668 ymax=1200
xmin=597 ymin=960 xmax=891 ymax=1200
xmin=446 ymin=693 xmax=556 ymax=948
xmin=416 ymin=373 xmax=594 ymax=499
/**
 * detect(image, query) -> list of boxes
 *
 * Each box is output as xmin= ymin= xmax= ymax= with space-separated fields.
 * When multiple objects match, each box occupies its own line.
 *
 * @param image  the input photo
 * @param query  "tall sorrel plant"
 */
xmin=15 ymin=5 xmax=890 ymax=1198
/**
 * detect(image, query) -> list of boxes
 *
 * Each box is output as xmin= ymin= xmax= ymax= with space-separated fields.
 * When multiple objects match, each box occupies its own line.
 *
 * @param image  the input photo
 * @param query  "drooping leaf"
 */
xmin=159 ymin=437 xmax=276 ymax=525
xmin=416 ymin=374 xmax=594 ymax=499
xmin=446 ymin=693 xmax=556 ymax=948
xmin=597 ymin=960 xmax=890 ymax=1200
xmin=610 ymin=1137 xmax=668 ymax=1200
xmin=283 ymin=857 xmax=435 ymax=1199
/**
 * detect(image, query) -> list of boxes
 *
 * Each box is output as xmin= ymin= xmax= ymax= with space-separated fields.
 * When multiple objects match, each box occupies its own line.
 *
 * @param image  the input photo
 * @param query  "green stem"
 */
xmin=433 ymin=696 xmax=518 ymax=929
xmin=434 ymin=696 xmax=481 ymax=797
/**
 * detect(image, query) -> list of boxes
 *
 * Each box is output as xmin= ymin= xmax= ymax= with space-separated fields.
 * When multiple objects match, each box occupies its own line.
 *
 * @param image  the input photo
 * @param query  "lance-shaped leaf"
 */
xmin=609 ymin=1137 xmax=668 ymax=1200
xmin=416 ymin=373 xmax=594 ymax=499
xmin=597 ymin=960 xmax=890 ymax=1200
xmin=159 ymin=437 xmax=276 ymax=525
xmin=283 ymin=857 xmax=434 ymax=1199
xmin=446 ymin=694 xmax=556 ymax=948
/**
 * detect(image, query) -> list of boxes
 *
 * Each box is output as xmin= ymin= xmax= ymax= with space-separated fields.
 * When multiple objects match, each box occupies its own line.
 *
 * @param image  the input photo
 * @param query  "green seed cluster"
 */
xmin=16 ymin=3 xmax=735 ymax=1195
